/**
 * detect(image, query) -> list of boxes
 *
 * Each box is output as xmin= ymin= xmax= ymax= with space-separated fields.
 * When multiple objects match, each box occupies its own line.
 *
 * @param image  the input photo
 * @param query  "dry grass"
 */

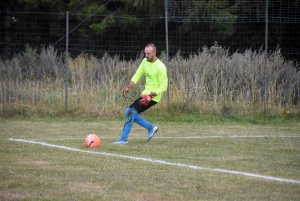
xmin=0 ymin=44 xmax=299 ymax=118
xmin=0 ymin=119 xmax=300 ymax=200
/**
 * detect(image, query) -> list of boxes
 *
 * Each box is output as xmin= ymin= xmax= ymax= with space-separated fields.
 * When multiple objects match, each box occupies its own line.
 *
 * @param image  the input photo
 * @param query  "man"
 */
xmin=114 ymin=43 xmax=168 ymax=144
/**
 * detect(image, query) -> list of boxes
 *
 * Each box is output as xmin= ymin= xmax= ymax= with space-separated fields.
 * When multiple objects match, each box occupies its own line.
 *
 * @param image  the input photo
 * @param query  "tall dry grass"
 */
xmin=0 ymin=44 xmax=299 ymax=118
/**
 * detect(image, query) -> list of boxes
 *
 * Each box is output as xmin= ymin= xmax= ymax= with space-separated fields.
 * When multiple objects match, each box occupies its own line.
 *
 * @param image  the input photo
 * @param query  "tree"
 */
xmin=169 ymin=0 xmax=239 ymax=37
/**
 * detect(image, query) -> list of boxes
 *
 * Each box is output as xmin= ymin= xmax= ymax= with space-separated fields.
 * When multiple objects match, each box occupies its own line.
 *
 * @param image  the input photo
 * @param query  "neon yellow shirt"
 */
xmin=131 ymin=58 xmax=168 ymax=102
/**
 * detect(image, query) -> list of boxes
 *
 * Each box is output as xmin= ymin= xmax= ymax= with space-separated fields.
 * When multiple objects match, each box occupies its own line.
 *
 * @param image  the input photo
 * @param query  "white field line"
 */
xmin=142 ymin=135 xmax=300 ymax=139
xmin=9 ymin=138 xmax=300 ymax=184
xmin=30 ymin=135 xmax=300 ymax=141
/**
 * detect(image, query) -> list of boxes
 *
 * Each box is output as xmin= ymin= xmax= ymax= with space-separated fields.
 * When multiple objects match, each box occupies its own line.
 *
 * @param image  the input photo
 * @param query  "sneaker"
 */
xmin=113 ymin=139 xmax=128 ymax=144
xmin=146 ymin=126 xmax=158 ymax=141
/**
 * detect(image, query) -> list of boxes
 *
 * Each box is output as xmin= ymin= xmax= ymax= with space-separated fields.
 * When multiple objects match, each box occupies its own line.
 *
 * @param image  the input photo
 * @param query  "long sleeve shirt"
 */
xmin=131 ymin=58 xmax=168 ymax=102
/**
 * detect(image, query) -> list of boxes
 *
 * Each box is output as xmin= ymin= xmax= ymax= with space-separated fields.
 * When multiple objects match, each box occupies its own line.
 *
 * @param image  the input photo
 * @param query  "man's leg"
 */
xmin=134 ymin=114 xmax=152 ymax=130
xmin=134 ymin=114 xmax=158 ymax=141
xmin=129 ymin=99 xmax=158 ymax=141
xmin=114 ymin=107 xmax=138 ymax=144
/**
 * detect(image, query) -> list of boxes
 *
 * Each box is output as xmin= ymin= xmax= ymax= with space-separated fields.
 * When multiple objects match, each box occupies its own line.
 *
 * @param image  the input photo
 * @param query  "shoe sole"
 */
xmin=113 ymin=141 xmax=128 ymax=144
xmin=146 ymin=127 xmax=158 ymax=141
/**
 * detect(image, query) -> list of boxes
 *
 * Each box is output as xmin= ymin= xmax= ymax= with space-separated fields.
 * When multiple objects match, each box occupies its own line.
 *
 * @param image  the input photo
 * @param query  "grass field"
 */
xmin=1 ymin=119 xmax=300 ymax=200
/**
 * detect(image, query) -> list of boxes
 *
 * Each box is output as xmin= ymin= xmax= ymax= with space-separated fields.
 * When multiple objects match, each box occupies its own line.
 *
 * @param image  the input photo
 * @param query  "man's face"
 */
xmin=144 ymin=46 xmax=156 ymax=62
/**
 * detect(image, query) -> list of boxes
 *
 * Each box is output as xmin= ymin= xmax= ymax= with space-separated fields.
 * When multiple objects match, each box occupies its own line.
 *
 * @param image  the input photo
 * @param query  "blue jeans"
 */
xmin=120 ymin=107 xmax=154 ymax=140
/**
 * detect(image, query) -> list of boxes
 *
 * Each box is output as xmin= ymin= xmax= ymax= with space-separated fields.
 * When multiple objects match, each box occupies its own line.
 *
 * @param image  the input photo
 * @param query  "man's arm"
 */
xmin=154 ymin=67 xmax=168 ymax=96
xmin=122 ymin=80 xmax=135 ymax=98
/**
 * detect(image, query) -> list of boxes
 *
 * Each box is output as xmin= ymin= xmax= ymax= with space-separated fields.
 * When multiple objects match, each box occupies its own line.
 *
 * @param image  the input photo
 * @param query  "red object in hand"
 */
xmin=122 ymin=85 xmax=132 ymax=98
xmin=140 ymin=95 xmax=152 ymax=106
xmin=140 ymin=92 xmax=156 ymax=106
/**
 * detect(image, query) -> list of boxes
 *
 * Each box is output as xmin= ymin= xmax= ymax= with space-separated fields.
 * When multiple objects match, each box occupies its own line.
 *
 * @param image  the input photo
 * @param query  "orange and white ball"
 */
xmin=85 ymin=134 xmax=100 ymax=148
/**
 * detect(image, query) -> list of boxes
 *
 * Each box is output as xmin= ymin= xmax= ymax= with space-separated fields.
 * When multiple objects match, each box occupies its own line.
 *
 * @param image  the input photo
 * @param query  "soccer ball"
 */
xmin=85 ymin=134 xmax=100 ymax=148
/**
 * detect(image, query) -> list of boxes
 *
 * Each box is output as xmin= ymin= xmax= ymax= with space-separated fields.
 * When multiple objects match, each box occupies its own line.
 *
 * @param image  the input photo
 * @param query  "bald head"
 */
xmin=144 ymin=43 xmax=157 ymax=62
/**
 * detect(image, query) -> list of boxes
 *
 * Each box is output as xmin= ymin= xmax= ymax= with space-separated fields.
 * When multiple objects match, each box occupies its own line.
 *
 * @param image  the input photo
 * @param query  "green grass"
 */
xmin=1 ymin=119 xmax=300 ymax=200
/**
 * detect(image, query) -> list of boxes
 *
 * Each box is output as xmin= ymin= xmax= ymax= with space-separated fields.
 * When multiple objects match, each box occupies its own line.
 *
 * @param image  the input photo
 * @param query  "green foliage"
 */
xmin=202 ymin=41 xmax=227 ymax=55
xmin=122 ymin=0 xmax=164 ymax=15
xmin=118 ymin=15 xmax=140 ymax=26
xmin=67 ymin=0 xmax=81 ymax=9
xmin=17 ymin=44 xmax=39 ymax=79
xmin=89 ymin=18 xmax=115 ymax=35
xmin=17 ymin=0 xmax=63 ymax=11
xmin=183 ymin=0 xmax=238 ymax=37
xmin=6 ymin=0 xmax=298 ymax=64
xmin=210 ymin=9 xmax=237 ymax=37
xmin=84 ymin=3 xmax=107 ymax=15
xmin=20 ymin=44 xmax=38 ymax=61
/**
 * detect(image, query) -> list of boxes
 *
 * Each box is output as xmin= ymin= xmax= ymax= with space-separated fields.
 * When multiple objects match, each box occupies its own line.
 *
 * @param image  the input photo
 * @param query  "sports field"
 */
xmin=1 ymin=119 xmax=300 ymax=200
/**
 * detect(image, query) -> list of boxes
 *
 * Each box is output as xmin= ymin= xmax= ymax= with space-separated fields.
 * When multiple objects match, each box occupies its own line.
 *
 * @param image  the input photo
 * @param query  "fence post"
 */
xmin=264 ymin=0 xmax=269 ymax=115
xmin=165 ymin=0 xmax=170 ymax=106
xmin=65 ymin=11 xmax=69 ymax=112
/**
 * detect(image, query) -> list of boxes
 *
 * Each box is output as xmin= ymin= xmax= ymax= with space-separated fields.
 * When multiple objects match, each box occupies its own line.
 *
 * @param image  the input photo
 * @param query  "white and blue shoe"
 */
xmin=113 ymin=139 xmax=128 ymax=144
xmin=146 ymin=126 xmax=158 ymax=141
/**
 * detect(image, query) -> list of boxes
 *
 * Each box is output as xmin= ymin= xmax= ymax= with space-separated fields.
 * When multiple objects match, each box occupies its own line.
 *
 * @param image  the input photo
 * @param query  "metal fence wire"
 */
xmin=0 ymin=0 xmax=299 ymax=63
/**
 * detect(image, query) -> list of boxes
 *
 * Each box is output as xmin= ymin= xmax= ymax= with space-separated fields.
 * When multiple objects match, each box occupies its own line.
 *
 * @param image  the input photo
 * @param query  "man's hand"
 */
xmin=149 ymin=92 xmax=157 ymax=97
xmin=139 ymin=92 xmax=157 ymax=106
xmin=122 ymin=84 xmax=132 ymax=98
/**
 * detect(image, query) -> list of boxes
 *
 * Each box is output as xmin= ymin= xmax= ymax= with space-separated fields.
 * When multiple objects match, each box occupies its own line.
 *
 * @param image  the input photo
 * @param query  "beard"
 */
xmin=146 ymin=56 xmax=156 ymax=62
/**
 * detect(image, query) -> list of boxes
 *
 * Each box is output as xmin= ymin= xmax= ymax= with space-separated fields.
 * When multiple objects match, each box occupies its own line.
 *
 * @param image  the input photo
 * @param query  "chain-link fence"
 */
xmin=1 ymin=1 xmax=299 ymax=63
